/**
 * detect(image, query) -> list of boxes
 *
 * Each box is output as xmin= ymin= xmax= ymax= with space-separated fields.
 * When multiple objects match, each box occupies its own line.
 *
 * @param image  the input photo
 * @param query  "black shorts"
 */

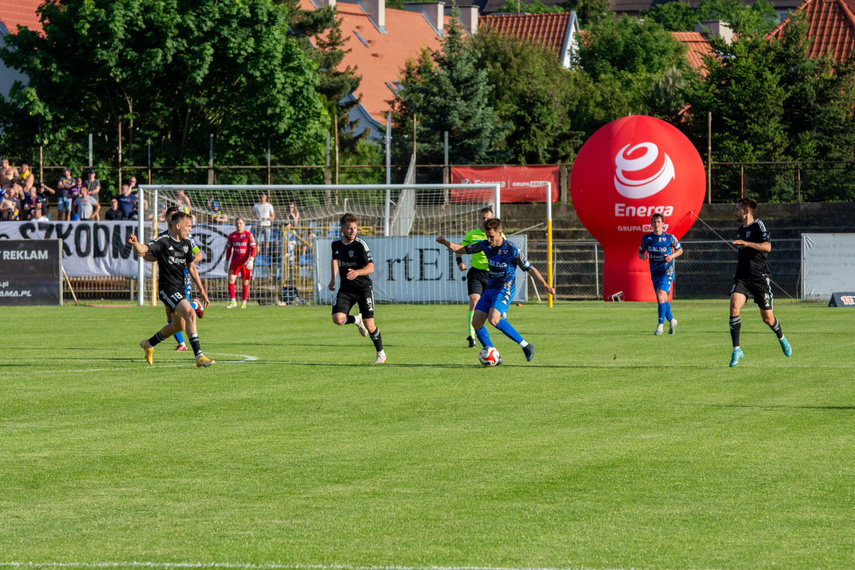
xmin=467 ymin=268 xmax=490 ymax=297
xmin=333 ymin=288 xmax=375 ymax=319
xmin=159 ymin=287 xmax=188 ymax=311
xmin=731 ymin=275 xmax=773 ymax=310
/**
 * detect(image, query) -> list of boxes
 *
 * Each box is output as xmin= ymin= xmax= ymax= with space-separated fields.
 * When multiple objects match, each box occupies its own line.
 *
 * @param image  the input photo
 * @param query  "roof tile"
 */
xmin=0 ymin=0 xmax=43 ymax=34
xmin=768 ymin=0 xmax=855 ymax=61
xmin=481 ymin=13 xmax=571 ymax=52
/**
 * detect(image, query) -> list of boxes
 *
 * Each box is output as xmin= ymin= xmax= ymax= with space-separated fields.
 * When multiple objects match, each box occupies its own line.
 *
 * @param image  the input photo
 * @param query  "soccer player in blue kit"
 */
xmin=437 ymin=218 xmax=554 ymax=363
xmin=638 ymin=212 xmax=683 ymax=335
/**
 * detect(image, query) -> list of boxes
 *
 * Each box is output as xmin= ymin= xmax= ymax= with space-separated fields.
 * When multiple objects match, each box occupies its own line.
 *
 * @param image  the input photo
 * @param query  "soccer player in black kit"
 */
xmin=728 ymin=198 xmax=792 ymax=367
xmin=129 ymin=212 xmax=214 ymax=367
xmin=328 ymin=212 xmax=386 ymax=363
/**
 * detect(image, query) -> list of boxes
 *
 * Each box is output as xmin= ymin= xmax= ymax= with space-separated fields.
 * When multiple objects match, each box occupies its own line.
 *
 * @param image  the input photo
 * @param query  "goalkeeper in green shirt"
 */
xmin=456 ymin=207 xmax=495 ymax=348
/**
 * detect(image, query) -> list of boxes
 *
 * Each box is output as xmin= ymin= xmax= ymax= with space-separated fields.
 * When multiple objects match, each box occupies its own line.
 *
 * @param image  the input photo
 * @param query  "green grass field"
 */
xmin=2 ymin=299 xmax=854 ymax=569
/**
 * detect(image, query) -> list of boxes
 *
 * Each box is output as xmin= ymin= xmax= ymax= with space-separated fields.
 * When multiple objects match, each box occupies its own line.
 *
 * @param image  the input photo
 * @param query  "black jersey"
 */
xmin=332 ymin=236 xmax=373 ymax=291
xmin=735 ymin=219 xmax=770 ymax=278
xmin=147 ymin=233 xmax=196 ymax=292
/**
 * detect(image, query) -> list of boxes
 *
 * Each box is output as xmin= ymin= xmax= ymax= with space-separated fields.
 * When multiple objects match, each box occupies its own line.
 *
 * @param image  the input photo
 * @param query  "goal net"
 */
xmin=138 ymin=183 xmax=529 ymax=306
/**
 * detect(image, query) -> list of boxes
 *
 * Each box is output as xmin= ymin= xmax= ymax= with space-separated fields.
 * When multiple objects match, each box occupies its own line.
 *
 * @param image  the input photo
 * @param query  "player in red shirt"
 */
xmin=225 ymin=217 xmax=257 ymax=308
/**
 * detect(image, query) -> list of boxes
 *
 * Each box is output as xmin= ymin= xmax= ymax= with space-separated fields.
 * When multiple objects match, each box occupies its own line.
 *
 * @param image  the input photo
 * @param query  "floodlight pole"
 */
xmin=546 ymin=182 xmax=553 ymax=308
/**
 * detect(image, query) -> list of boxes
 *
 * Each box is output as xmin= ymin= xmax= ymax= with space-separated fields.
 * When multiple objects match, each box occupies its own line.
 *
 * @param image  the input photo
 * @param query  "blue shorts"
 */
xmin=474 ymin=286 xmax=514 ymax=319
xmin=57 ymin=196 xmax=72 ymax=211
xmin=651 ymin=271 xmax=674 ymax=293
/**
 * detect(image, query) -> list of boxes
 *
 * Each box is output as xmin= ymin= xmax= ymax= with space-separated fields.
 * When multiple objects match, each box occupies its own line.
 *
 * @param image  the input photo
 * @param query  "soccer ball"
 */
xmin=478 ymin=346 xmax=501 ymax=367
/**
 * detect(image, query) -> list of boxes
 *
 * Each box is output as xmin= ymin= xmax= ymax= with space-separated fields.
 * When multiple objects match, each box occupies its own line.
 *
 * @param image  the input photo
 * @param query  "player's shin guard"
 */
xmin=495 ymin=318 xmax=524 ymax=344
xmin=369 ymin=328 xmax=383 ymax=352
xmin=769 ymin=317 xmax=784 ymax=339
xmin=148 ymin=331 xmax=167 ymax=348
xmin=228 ymin=283 xmax=236 ymax=300
xmin=189 ymin=333 xmax=202 ymax=359
xmin=475 ymin=326 xmax=492 ymax=348
xmin=730 ymin=316 xmax=741 ymax=348
xmin=664 ymin=302 xmax=673 ymax=322
xmin=467 ymin=310 xmax=475 ymax=337
xmin=657 ymin=303 xmax=667 ymax=325
xmin=242 ymin=284 xmax=249 ymax=302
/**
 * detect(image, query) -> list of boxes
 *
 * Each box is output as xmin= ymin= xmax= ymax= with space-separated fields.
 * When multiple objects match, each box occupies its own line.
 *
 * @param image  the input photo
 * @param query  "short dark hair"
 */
xmin=479 ymin=206 xmax=493 ymax=216
xmin=651 ymin=212 xmax=665 ymax=223
xmin=171 ymin=211 xmax=191 ymax=224
xmin=484 ymin=218 xmax=503 ymax=232
xmin=165 ymin=206 xmax=180 ymax=218
xmin=340 ymin=212 xmax=358 ymax=226
xmin=737 ymin=197 xmax=758 ymax=212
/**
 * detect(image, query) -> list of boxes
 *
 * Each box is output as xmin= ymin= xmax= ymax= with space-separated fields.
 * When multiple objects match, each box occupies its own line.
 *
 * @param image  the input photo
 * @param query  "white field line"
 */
xmin=0 ymin=562 xmax=618 ymax=570
xmin=0 ymin=352 xmax=258 ymax=376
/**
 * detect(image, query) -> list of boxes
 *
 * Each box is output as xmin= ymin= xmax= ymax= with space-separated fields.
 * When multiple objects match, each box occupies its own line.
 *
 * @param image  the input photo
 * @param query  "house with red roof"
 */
xmin=0 ymin=0 xmax=42 ymax=97
xmin=767 ymin=0 xmax=855 ymax=60
xmin=480 ymin=12 xmax=580 ymax=68
xmin=302 ymin=0 xmax=480 ymax=139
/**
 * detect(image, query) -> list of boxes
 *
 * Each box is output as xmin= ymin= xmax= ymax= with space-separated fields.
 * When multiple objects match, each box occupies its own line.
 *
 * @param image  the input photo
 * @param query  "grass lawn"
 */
xmin=1 ymin=299 xmax=853 ymax=569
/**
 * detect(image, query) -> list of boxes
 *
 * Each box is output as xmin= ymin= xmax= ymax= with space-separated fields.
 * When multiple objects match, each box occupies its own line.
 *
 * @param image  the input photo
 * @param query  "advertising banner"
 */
xmin=801 ymin=233 xmax=855 ymax=302
xmin=0 ymin=239 xmax=62 ymax=305
xmin=0 ymin=221 xmax=232 ymax=278
xmin=450 ymin=165 xmax=558 ymax=203
xmin=313 ymin=235 xmax=528 ymax=304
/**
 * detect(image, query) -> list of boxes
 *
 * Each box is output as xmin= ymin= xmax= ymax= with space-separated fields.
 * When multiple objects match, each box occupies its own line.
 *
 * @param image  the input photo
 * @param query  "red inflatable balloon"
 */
xmin=570 ymin=116 xmax=706 ymax=301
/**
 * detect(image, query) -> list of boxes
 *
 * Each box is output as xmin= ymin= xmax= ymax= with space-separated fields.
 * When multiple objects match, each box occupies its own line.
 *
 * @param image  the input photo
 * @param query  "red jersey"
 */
xmin=226 ymin=230 xmax=257 ymax=265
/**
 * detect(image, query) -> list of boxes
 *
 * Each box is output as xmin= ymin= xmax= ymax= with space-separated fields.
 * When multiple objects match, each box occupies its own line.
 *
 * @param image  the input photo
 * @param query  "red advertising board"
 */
xmin=450 ymin=165 xmax=559 ymax=203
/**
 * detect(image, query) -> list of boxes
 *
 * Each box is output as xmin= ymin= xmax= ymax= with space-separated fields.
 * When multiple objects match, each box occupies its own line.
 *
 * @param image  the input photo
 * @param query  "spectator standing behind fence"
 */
xmin=22 ymin=187 xmax=39 ymax=219
xmin=73 ymin=187 xmax=100 ymax=221
xmin=0 ymin=157 xmax=16 ymax=187
xmin=128 ymin=175 xmax=139 ymax=194
xmin=176 ymin=189 xmax=192 ymax=213
xmin=83 ymin=169 xmax=100 ymax=197
xmin=285 ymin=202 xmax=300 ymax=228
xmin=252 ymin=193 xmax=275 ymax=252
xmin=31 ymin=204 xmax=48 ymax=222
xmin=117 ymin=184 xmax=137 ymax=219
xmin=208 ymin=195 xmax=228 ymax=223
xmin=56 ymin=167 xmax=75 ymax=221
xmin=70 ymin=177 xmax=83 ymax=202
xmin=16 ymin=163 xmax=34 ymax=193
xmin=105 ymin=198 xmax=125 ymax=220
xmin=36 ymin=183 xmax=54 ymax=220
xmin=0 ymin=190 xmax=20 ymax=220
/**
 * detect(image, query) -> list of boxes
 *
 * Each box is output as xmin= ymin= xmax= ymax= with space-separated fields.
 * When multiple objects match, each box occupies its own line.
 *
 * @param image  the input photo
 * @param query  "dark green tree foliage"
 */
xmin=472 ymin=29 xmax=583 ymax=163
xmin=576 ymin=15 xmax=687 ymax=115
xmin=0 ymin=0 xmax=328 ymax=172
xmin=562 ymin=0 xmax=611 ymax=26
xmin=645 ymin=64 xmax=689 ymax=122
xmin=392 ymin=10 xmax=509 ymax=169
xmin=643 ymin=0 xmax=778 ymax=36
xmin=496 ymin=0 xmax=565 ymax=14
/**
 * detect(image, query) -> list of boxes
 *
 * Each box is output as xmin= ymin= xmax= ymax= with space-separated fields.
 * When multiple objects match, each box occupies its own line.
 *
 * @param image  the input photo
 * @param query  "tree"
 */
xmin=390 ymin=9 xmax=509 ymax=174
xmin=472 ymin=29 xmax=584 ymax=163
xmin=496 ymin=0 xmax=565 ymax=14
xmin=643 ymin=0 xmax=778 ymax=36
xmin=0 ymin=0 xmax=328 ymax=176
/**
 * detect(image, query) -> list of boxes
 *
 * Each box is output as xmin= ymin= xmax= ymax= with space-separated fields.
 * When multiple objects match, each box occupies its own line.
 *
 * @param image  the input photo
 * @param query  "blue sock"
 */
xmin=475 ymin=326 xmax=492 ymax=348
xmin=495 ymin=318 xmax=524 ymax=344
xmin=664 ymin=302 xmax=673 ymax=322
xmin=170 ymin=321 xmax=184 ymax=345
xmin=657 ymin=303 xmax=666 ymax=325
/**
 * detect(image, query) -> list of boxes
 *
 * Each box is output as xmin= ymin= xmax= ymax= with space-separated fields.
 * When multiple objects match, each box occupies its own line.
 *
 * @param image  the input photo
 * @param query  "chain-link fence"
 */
xmin=529 ymin=238 xmax=801 ymax=301
xmin=711 ymin=163 xmax=855 ymax=203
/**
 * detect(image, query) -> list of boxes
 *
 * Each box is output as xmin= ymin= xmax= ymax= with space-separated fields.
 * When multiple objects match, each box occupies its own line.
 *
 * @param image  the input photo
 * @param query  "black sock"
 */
xmin=189 ymin=333 xmax=202 ymax=358
xmin=369 ymin=328 xmax=383 ymax=352
xmin=729 ymin=316 xmax=741 ymax=348
xmin=344 ymin=315 xmax=356 ymax=325
xmin=769 ymin=317 xmax=784 ymax=339
xmin=148 ymin=331 xmax=166 ymax=347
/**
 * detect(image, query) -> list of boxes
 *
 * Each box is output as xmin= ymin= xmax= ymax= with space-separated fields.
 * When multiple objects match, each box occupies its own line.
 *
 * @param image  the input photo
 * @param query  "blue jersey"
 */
xmin=464 ymin=238 xmax=531 ymax=290
xmin=639 ymin=232 xmax=681 ymax=276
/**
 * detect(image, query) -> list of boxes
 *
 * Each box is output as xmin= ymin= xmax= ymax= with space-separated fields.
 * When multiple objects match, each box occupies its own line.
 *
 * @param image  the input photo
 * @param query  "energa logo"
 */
xmin=614 ymin=142 xmax=675 ymax=199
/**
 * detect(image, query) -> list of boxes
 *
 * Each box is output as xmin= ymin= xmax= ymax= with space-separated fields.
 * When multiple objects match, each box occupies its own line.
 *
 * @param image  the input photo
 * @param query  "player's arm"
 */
xmin=732 ymin=239 xmax=771 ymax=252
xmin=638 ymin=240 xmax=649 ymax=261
xmin=328 ymin=258 xmax=338 ymax=291
xmin=186 ymin=261 xmax=210 ymax=307
xmin=128 ymin=234 xmax=150 ymax=257
xmin=247 ymin=233 xmax=257 ymax=269
xmin=346 ymin=261 xmax=374 ymax=280
xmin=526 ymin=265 xmax=556 ymax=296
xmin=436 ymin=235 xmax=467 ymax=253
xmin=665 ymin=246 xmax=684 ymax=263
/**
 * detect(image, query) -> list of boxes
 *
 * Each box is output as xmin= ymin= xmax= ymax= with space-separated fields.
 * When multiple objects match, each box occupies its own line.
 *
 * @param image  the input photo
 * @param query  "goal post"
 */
xmin=136 ymin=183 xmax=508 ymax=306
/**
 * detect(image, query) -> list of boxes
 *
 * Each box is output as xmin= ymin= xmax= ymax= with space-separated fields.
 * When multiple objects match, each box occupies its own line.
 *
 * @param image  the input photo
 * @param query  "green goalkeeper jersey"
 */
xmin=461 ymin=227 xmax=489 ymax=270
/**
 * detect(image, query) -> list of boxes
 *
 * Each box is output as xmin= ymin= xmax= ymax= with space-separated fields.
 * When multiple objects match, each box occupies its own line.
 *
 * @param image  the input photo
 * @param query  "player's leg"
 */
xmin=177 ymin=298 xmax=215 ymax=367
xmin=655 ymin=287 xmax=667 ymax=335
xmin=358 ymin=291 xmax=385 ymax=363
xmin=471 ymin=291 xmax=495 ymax=348
xmin=240 ymin=267 xmax=250 ymax=308
xmin=332 ymin=291 xmax=358 ymax=326
xmin=729 ymin=287 xmax=747 ymax=367
xmin=756 ymin=278 xmax=791 ymax=357
xmin=164 ymin=304 xmax=188 ymax=351
xmin=227 ymin=271 xmax=238 ymax=308
xmin=486 ymin=289 xmax=535 ymax=361
xmin=467 ymin=293 xmax=480 ymax=347
xmin=141 ymin=290 xmax=186 ymax=364
xmin=185 ymin=269 xmax=203 ymax=318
